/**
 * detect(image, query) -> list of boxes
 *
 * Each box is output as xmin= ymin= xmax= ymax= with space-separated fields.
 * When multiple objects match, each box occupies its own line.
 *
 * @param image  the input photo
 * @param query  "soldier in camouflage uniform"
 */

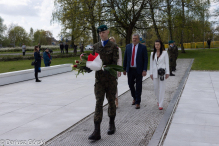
xmin=168 ymin=40 xmax=175 ymax=76
xmin=173 ymin=41 xmax=178 ymax=71
xmin=88 ymin=25 xmax=118 ymax=141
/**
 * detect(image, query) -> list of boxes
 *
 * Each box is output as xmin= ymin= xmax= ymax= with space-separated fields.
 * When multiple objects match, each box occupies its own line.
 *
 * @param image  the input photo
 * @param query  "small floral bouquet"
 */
xmin=72 ymin=53 xmax=124 ymax=77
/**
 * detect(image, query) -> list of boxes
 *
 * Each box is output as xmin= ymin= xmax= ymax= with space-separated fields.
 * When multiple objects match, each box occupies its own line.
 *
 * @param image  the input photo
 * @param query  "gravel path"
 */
xmin=45 ymin=59 xmax=193 ymax=146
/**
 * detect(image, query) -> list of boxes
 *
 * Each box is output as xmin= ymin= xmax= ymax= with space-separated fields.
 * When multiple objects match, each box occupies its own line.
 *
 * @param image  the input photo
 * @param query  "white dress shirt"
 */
xmin=101 ymin=40 xmax=104 ymax=47
xmin=130 ymin=43 xmax=139 ymax=67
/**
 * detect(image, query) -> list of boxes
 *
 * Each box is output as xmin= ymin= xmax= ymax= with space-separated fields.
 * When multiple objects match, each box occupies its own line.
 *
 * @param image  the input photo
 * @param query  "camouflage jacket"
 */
xmin=168 ymin=46 xmax=176 ymax=59
xmin=92 ymin=41 xmax=119 ymax=80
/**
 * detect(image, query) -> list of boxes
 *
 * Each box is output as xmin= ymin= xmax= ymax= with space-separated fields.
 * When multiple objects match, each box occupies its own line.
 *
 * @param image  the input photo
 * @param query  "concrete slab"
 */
xmin=164 ymin=139 xmax=218 ymax=146
xmin=0 ymin=103 xmax=32 ymax=116
xmin=163 ymin=71 xmax=219 ymax=146
xmin=0 ymin=70 xmax=148 ymax=145
xmin=172 ymin=111 xmax=219 ymax=126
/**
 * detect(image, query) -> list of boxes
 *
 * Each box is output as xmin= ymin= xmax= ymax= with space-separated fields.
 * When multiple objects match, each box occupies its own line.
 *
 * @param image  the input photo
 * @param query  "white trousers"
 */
xmin=153 ymin=78 xmax=166 ymax=107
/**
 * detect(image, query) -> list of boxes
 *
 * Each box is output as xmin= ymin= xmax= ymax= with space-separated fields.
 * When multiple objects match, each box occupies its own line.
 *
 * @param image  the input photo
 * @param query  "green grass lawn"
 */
xmin=0 ymin=53 xmax=73 ymax=58
xmin=126 ymin=48 xmax=219 ymax=70
xmin=0 ymin=48 xmax=218 ymax=74
xmin=177 ymin=48 xmax=219 ymax=70
xmin=0 ymin=57 xmax=79 ymax=73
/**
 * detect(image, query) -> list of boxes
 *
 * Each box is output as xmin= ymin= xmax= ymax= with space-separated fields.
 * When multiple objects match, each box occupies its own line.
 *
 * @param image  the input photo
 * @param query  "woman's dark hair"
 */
xmin=153 ymin=40 xmax=164 ymax=60
xmin=34 ymin=46 xmax=39 ymax=52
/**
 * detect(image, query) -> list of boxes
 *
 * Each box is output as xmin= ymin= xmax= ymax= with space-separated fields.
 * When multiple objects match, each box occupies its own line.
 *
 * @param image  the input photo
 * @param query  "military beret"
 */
xmin=97 ymin=25 xmax=108 ymax=33
xmin=169 ymin=40 xmax=174 ymax=44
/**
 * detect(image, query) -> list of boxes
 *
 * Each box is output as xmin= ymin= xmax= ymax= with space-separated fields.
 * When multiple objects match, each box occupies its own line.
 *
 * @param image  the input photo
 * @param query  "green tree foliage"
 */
xmin=52 ymin=0 xmax=103 ymax=46
xmin=104 ymin=0 xmax=150 ymax=44
xmin=0 ymin=16 xmax=7 ymax=46
xmin=7 ymin=24 xmax=30 ymax=46
xmin=34 ymin=29 xmax=53 ymax=45
xmin=52 ymin=0 xmax=87 ymax=47
xmin=51 ymin=0 xmax=216 ymax=49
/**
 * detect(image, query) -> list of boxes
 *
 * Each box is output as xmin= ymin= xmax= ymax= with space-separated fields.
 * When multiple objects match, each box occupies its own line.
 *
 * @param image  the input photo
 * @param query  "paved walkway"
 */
xmin=0 ymin=70 xmax=148 ymax=146
xmin=163 ymin=71 xmax=219 ymax=146
xmin=45 ymin=59 xmax=192 ymax=146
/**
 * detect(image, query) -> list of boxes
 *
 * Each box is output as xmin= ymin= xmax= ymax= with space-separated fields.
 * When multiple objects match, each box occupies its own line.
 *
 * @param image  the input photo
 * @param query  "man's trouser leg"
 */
xmin=135 ymin=72 xmax=143 ymax=105
xmin=106 ymin=79 xmax=117 ymax=118
xmin=175 ymin=57 xmax=177 ymax=70
xmin=128 ymin=69 xmax=136 ymax=102
xmin=169 ymin=58 xmax=173 ymax=74
xmin=94 ymin=79 xmax=117 ymax=122
xmin=106 ymin=79 xmax=117 ymax=135
xmin=94 ymin=80 xmax=105 ymax=123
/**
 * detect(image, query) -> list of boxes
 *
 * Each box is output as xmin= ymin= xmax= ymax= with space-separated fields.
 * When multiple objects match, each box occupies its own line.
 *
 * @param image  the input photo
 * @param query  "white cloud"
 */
xmin=38 ymin=0 xmax=54 ymax=22
xmin=0 ymin=0 xmax=30 ymax=6
xmin=0 ymin=0 xmax=61 ymax=39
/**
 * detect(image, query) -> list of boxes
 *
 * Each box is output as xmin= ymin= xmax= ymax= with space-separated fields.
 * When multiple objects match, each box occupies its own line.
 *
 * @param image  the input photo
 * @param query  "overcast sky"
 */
xmin=0 ymin=0 xmax=218 ymax=40
xmin=0 ymin=0 xmax=61 ymax=40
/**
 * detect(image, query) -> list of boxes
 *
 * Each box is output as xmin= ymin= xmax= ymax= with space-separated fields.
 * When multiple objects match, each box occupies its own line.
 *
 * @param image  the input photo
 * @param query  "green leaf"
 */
xmin=104 ymin=65 xmax=124 ymax=72
xmin=82 ymin=55 xmax=88 ymax=60
xmin=108 ymin=68 xmax=117 ymax=77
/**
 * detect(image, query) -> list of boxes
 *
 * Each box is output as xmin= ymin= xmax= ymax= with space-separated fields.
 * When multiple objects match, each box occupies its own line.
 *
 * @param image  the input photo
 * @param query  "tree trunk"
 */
xmin=71 ymin=34 xmax=74 ymax=49
xmin=125 ymin=27 xmax=133 ymax=45
xmin=167 ymin=0 xmax=173 ymax=40
xmin=149 ymin=1 xmax=161 ymax=41
xmin=91 ymin=24 xmax=97 ymax=44
xmin=149 ymin=0 xmax=165 ymax=49
xmin=181 ymin=0 xmax=185 ymax=53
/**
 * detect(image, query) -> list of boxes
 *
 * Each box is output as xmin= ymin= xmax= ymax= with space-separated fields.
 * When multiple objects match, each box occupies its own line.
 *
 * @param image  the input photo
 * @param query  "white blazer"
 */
xmin=150 ymin=51 xmax=170 ymax=78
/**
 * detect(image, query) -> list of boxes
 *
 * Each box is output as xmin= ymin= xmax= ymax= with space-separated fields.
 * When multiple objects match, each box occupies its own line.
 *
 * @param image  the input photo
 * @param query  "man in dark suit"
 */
xmin=60 ymin=42 xmax=64 ymax=54
xmin=65 ymin=43 xmax=69 ymax=54
xmin=123 ymin=34 xmax=148 ymax=109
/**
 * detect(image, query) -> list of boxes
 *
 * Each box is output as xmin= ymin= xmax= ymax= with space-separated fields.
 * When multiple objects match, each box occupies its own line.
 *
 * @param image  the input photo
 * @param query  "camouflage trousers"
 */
xmin=94 ymin=79 xmax=117 ymax=123
xmin=175 ymin=57 xmax=177 ymax=68
xmin=169 ymin=57 xmax=175 ymax=72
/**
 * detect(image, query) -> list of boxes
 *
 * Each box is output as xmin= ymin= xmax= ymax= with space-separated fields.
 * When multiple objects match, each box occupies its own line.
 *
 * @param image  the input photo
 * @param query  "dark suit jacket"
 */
xmin=123 ymin=43 xmax=148 ymax=74
xmin=60 ymin=44 xmax=64 ymax=49
xmin=65 ymin=44 xmax=68 ymax=49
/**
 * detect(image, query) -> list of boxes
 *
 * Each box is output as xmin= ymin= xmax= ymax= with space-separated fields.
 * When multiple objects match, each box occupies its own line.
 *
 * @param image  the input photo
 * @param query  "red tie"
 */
xmin=131 ymin=45 xmax=136 ymax=66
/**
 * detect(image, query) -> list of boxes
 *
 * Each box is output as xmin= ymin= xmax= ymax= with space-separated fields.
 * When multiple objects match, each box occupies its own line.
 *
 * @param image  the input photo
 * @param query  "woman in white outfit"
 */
xmin=150 ymin=40 xmax=170 ymax=110
xmin=109 ymin=37 xmax=122 ymax=108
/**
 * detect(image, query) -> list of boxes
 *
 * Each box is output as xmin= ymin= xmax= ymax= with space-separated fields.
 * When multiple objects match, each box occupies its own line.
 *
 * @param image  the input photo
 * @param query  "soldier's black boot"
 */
xmin=107 ymin=116 xmax=116 ymax=135
xmin=88 ymin=122 xmax=101 ymax=140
